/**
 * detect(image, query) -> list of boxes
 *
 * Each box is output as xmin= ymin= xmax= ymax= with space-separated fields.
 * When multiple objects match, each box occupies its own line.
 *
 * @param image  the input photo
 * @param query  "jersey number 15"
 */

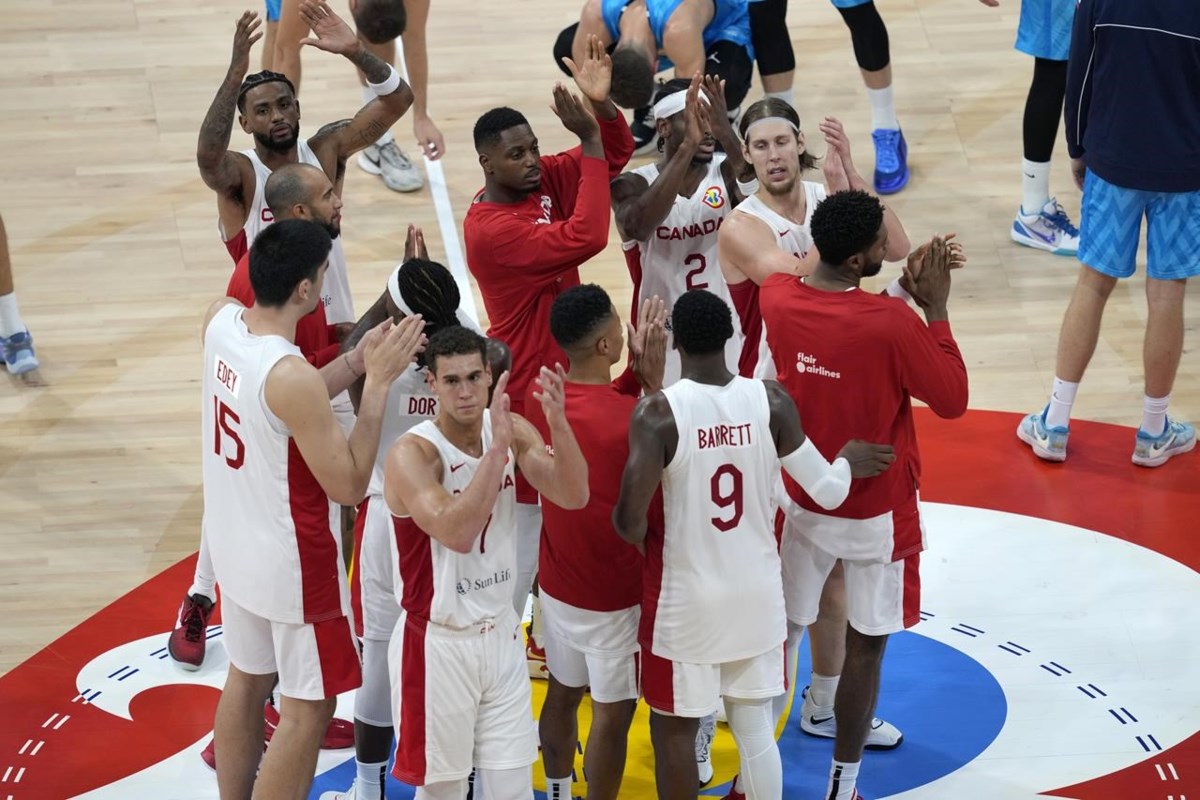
xmin=212 ymin=397 xmax=245 ymax=470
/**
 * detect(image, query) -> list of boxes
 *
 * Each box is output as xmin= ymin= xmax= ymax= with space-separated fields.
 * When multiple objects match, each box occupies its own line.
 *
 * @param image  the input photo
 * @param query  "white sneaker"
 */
xmin=696 ymin=713 xmax=715 ymax=785
xmin=1011 ymin=198 xmax=1079 ymax=255
xmin=798 ymin=686 xmax=903 ymax=750
xmin=318 ymin=782 xmax=357 ymax=800
xmin=358 ymin=141 xmax=424 ymax=193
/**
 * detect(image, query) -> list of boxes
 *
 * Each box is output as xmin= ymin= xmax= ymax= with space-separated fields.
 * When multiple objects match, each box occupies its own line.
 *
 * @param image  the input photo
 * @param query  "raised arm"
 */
xmin=562 ymin=34 xmax=635 ymax=175
xmin=818 ymin=117 xmax=910 ymax=260
xmin=718 ymin=211 xmax=815 ymax=286
xmin=384 ymin=372 xmax=514 ymax=553
xmin=301 ymin=0 xmax=415 ymax=165
xmin=197 ymin=12 xmax=260 ymax=236
xmin=899 ymin=237 xmax=969 ymax=418
xmin=698 ymin=74 xmax=749 ymax=196
xmin=612 ymin=392 xmax=677 ymax=546
xmin=512 ymin=366 xmax=589 ymax=509
xmin=267 ymin=314 xmax=426 ymax=505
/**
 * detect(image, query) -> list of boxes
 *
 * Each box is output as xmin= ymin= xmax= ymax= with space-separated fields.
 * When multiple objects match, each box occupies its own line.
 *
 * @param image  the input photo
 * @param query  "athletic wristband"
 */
xmin=368 ymin=65 xmax=401 ymax=97
xmin=885 ymin=278 xmax=913 ymax=303
xmin=737 ymin=177 xmax=760 ymax=196
xmin=779 ymin=438 xmax=851 ymax=511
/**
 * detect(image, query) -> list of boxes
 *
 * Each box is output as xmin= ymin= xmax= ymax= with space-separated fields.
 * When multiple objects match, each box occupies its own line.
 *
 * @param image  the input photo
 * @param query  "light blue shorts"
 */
xmin=830 ymin=0 xmax=872 ymax=9
xmin=265 ymin=0 xmax=281 ymax=22
xmin=1015 ymin=0 xmax=1074 ymax=61
xmin=1078 ymin=170 xmax=1200 ymax=281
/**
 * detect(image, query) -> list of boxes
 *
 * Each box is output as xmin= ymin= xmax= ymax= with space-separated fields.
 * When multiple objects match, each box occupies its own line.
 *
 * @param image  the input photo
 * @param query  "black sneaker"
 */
xmin=631 ymin=104 xmax=657 ymax=156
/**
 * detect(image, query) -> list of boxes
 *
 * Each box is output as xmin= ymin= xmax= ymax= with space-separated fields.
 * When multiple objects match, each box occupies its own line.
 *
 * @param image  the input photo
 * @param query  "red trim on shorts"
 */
xmin=223 ymin=228 xmax=248 ymax=263
xmin=313 ymin=615 xmax=362 ymax=698
xmin=727 ymin=278 xmax=762 ymax=377
xmin=638 ymin=515 xmax=666 ymax=653
xmin=773 ymin=507 xmax=785 ymax=551
xmin=639 ymin=645 xmax=675 ymax=714
xmin=349 ymin=496 xmax=371 ymax=638
xmin=901 ymin=552 xmax=921 ymax=630
xmin=391 ymin=515 xmax=434 ymax=785
xmin=287 ymin=440 xmax=342 ymax=623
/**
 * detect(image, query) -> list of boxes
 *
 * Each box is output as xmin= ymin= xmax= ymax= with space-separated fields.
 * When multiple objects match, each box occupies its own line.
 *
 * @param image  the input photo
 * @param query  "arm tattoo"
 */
xmin=353 ymin=119 xmax=390 ymax=149
xmin=347 ymin=43 xmax=393 ymax=86
xmin=197 ymin=71 xmax=242 ymax=172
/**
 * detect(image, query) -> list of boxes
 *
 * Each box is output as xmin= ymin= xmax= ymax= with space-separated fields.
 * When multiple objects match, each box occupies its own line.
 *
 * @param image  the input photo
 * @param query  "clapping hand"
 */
xmin=629 ymin=295 xmax=667 ymax=393
xmin=550 ymin=83 xmax=600 ymax=142
xmin=562 ymin=34 xmax=613 ymax=106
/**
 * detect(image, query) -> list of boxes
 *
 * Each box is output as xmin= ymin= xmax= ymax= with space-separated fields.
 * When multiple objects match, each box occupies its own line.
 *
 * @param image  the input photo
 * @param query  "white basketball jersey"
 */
xmin=649 ymin=377 xmax=785 ymax=663
xmin=728 ymin=181 xmax=827 ymax=379
xmin=224 ymin=139 xmax=355 ymax=324
xmin=623 ymin=156 xmax=744 ymax=386
xmin=201 ymin=304 xmax=349 ymax=624
xmin=390 ymin=413 xmax=519 ymax=630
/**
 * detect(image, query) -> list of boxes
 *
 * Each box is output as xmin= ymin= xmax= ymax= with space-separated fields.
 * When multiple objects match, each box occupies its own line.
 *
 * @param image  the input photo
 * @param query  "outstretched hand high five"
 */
xmin=550 ymin=83 xmax=600 ymax=143
xmin=488 ymin=371 xmax=514 ymax=455
xmin=298 ymin=0 xmax=358 ymax=56
xmin=562 ymin=34 xmax=613 ymax=106
xmin=229 ymin=11 xmax=263 ymax=77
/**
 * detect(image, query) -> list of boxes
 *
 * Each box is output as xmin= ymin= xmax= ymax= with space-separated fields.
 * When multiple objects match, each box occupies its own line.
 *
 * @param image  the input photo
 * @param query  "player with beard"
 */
xmin=611 ymin=74 xmax=749 ymax=389
xmin=196 ymin=2 xmax=414 ymax=328
xmin=758 ymin=191 xmax=968 ymax=800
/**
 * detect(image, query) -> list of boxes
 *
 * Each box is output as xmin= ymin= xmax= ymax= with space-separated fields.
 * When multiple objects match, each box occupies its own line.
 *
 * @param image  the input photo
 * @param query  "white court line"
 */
xmin=16 ymin=742 xmax=29 ymax=757
xmin=41 ymin=714 xmax=57 ymax=729
xmin=12 ymin=768 xmax=22 ymax=784
xmin=53 ymin=714 xmax=70 ymax=730
xmin=1169 ymin=763 xmax=1180 ymax=780
xmin=29 ymin=741 xmax=43 ymax=757
xmin=392 ymin=36 xmax=480 ymax=326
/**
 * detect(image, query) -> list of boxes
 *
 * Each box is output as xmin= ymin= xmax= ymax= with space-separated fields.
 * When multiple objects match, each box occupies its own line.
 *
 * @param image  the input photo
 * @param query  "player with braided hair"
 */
xmin=321 ymin=228 xmax=509 ymax=800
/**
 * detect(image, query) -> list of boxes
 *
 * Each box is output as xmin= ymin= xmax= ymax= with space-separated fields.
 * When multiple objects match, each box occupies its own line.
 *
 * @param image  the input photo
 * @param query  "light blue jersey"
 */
xmin=601 ymin=0 xmax=755 ymax=64
xmin=1015 ymin=0 xmax=1075 ymax=61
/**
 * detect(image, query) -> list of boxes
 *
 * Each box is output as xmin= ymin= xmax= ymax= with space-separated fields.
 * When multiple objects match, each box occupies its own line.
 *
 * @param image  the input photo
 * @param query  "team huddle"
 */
xmin=176 ymin=0 xmax=1200 ymax=799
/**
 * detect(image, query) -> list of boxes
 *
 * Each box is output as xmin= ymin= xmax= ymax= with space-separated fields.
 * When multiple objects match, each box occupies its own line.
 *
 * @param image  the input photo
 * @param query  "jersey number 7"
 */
xmin=212 ymin=397 xmax=245 ymax=470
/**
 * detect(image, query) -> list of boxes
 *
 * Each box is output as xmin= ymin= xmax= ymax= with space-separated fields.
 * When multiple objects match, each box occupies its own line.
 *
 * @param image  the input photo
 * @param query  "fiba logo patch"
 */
xmin=702 ymin=186 xmax=725 ymax=209
xmin=456 ymin=579 xmax=472 ymax=596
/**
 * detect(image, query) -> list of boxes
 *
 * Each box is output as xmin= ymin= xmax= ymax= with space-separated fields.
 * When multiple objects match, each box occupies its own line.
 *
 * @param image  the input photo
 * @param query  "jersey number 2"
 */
xmin=212 ymin=397 xmax=245 ymax=470
xmin=684 ymin=253 xmax=709 ymax=291
xmin=709 ymin=463 xmax=743 ymax=532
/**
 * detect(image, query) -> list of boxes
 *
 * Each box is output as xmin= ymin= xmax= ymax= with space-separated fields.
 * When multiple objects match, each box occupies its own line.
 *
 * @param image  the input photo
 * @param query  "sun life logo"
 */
xmin=702 ymin=186 xmax=725 ymax=209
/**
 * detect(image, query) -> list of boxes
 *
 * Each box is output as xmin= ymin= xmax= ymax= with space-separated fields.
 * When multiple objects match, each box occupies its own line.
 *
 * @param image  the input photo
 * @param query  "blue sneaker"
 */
xmin=1017 ymin=406 xmax=1069 ymax=462
xmin=1132 ymin=418 xmax=1196 ymax=468
xmin=2 ymin=329 xmax=38 ymax=374
xmin=872 ymin=128 xmax=909 ymax=195
xmin=1012 ymin=198 xmax=1080 ymax=255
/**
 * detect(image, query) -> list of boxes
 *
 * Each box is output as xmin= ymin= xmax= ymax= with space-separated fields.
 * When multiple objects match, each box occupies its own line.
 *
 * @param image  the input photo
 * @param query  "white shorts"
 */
xmin=351 ymin=494 xmax=400 ymax=641
xmin=540 ymin=590 xmax=640 ymax=703
xmin=221 ymin=594 xmax=361 ymax=701
xmin=781 ymin=522 xmax=921 ymax=636
xmin=388 ymin=607 xmax=538 ymax=786
xmin=513 ymin=503 xmax=542 ymax=612
xmin=641 ymin=643 xmax=785 ymax=718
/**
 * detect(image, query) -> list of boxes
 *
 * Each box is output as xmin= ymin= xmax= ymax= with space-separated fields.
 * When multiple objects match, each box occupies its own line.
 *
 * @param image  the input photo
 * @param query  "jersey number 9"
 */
xmin=710 ymin=463 xmax=743 ymax=532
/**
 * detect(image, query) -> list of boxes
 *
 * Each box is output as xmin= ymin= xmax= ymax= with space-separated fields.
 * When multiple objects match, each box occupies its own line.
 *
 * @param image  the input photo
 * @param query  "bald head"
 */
xmin=264 ymin=163 xmax=342 ymax=238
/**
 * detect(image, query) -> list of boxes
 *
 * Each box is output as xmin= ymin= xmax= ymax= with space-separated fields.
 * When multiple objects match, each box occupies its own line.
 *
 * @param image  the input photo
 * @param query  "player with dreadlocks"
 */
xmin=321 ymin=227 xmax=510 ymax=800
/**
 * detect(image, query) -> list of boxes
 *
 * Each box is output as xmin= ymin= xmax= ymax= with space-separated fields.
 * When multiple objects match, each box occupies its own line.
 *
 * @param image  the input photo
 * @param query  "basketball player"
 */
xmin=383 ymin=328 xmax=589 ymax=800
xmin=524 ymin=285 xmax=666 ymax=800
xmin=350 ymin=0 xmax=443 ymax=193
xmin=465 ymin=37 xmax=633 ymax=627
xmin=196 ymin=1 xmax=413 ymax=324
xmin=737 ymin=0 xmax=911 ymax=194
xmin=202 ymin=219 xmax=427 ymax=800
xmin=614 ymin=289 xmax=895 ymax=800
xmin=320 ymin=248 xmax=498 ymax=800
xmin=759 ymin=191 xmax=969 ymax=800
xmin=718 ymin=98 xmax=912 ymax=378
xmin=976 ymin=0 xmax=1080 ymax=255
xmin=612 ymin=74 xmax=750 ymax=385
xmin=553 ymin=0 xmax=755 ymax=153
xmin=1018 ymin=0 xmax=1198 ymax=467
xmin=0 ymin=214 xmax=38 ymax=376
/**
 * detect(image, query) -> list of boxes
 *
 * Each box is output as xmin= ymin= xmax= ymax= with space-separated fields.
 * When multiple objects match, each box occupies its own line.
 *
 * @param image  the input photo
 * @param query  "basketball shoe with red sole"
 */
xmin=168 ymin=593 xmax=214 ymax=670
xmin=526 ymin=624 xmax=548 ymax=680
xmin=200 ymin=704 xmax=354 ymax=768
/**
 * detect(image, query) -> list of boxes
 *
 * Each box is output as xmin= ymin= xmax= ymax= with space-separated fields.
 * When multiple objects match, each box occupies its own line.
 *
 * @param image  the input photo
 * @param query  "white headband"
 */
xmin=743 ymin=115 xmax=800 ymax=137
xmin=387 ymin=265 xmax=415 ymax=317
xmin=652 ymin=88 xmax=710 ymax=120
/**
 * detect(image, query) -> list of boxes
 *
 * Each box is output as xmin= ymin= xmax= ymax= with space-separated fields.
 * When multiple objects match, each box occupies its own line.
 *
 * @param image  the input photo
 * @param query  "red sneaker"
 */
xmin=721 ymin=775 xmax=745 ymax=800
xmin=525 ymin=624 xmax=548 ymax=680
xmin=168 ymin=593 xmax=214 ymax=670
xmin=198 ymin=730 xmax=270 ymax=771
xmin=262 ymin=702 xmax=355 ymax=749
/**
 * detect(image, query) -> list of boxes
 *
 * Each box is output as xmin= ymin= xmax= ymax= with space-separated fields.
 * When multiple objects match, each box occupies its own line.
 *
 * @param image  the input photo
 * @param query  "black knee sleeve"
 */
xmin=705 ymin=40 xmax=754 ymax=111
xmin=750 ymin=0 xmax=795 ymax=77
xmin=553 ymin=23 xmax=578 ymax=77
xmin=837 ymin=2 xmax=890 ymax=73
xmin=1022 ymin=57 xmax=1068 ymax=162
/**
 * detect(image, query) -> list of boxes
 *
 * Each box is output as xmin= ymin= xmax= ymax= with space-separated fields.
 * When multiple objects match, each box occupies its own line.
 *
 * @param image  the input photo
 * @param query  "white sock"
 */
xmin=826 ymin=759 xmax=861 ymax=800
xmin=809 ymin=672 xmax=839 ymax=711
xmin=764 ymin=88 xmax=795 ymax=108
xmin=867 ymin=85 xmax=898 ymax=131
xmin=1021 ymin=158 xmax=1052 ymax=216
xmin=356 ymin=760 xmax=388 ymax=800
xmin=361 ymin=86 xmax=395 ymax=147
xmin=546 ymin=776 xmax=572 ymax=800
xmin=1045 ymin=377 xmax=1078 ymax=430
xmin=1141 ymin=394 xmax=1169 ymax=437
xmin=0 ymin=292 xmax=26 ymax=338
